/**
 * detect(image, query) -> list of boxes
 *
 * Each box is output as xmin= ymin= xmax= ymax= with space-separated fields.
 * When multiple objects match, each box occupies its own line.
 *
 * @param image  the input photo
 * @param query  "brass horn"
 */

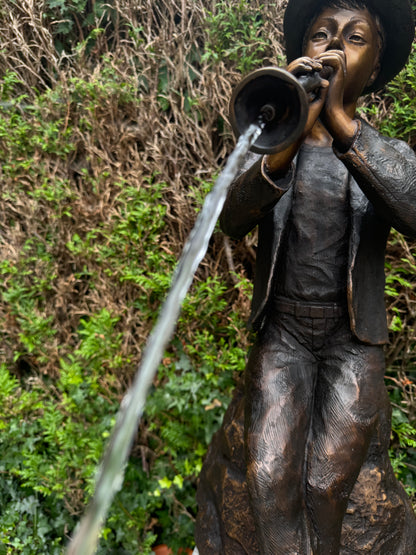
xmin=229 ymin=66 xmax=326 ymax=154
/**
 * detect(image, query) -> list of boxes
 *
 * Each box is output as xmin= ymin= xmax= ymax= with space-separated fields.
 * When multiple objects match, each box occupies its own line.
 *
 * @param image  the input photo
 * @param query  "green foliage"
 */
xmin=384 ymin=231 xmax=416 ymax=502
xmin=202 ymin=0 xmax=268 ymax=73
xmin=0 ymin=238 xmax=57 ymax=366
xmin=389 ymin=404 xmax=416 ymax=498
xmin=0 ymin=309 xmax=163 ymax=552
xmin=0 ymin=0 xmax=415 ymax=551
xmin=360 ymin=44 xmax=416 ymax=146
xmin=96 ymin=178 xmax=175 ymax=299
xmin=136 ymin=271 xmax=249 ymax=550
xmin=43 ymin=0 xmax=116 ymax=54
xmin=0 ymin=61 xmax=250 ymax=549
xmin=0 ymin=67 xmax=176 ymax=551
xmin=0 ymin=74 xmax=75 ymax=190
xmin=388 ymin=381 xmax=416 ymax=500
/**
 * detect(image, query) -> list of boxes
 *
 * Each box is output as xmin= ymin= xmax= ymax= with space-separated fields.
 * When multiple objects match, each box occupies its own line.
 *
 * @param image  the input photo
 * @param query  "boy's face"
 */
xmin=303 ymin=7 xmax=381 ymax=103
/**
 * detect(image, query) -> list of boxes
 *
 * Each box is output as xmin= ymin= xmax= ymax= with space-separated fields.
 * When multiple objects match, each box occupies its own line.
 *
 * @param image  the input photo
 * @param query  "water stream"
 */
xmin=66 ymin=121 xmax=263 ymax=555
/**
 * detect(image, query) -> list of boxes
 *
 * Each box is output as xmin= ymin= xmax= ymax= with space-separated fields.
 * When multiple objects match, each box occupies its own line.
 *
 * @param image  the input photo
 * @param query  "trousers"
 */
xmin=244 ymin=299 xmax=386 ymax=555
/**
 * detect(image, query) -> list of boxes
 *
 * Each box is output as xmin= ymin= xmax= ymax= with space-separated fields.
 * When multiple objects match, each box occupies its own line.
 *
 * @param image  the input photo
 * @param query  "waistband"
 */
xmin=274 ymin=296 xmax=347 ymax=319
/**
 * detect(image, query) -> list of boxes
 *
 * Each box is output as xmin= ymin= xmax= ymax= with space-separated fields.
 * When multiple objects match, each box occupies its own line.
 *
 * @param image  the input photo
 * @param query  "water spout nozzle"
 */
xmin=259 ymin=103 xmax=276 ymax=124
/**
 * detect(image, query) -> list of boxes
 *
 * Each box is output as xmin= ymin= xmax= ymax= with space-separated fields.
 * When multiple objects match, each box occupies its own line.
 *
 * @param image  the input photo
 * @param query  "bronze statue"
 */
xmin=195 ymin=0 xmax=416 ymax=553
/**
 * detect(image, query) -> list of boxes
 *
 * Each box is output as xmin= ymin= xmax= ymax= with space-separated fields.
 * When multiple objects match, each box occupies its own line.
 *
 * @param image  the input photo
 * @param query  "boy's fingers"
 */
xmin=309 ymin=78 xmax=329 ymax=103
xmin=287 ymin=57 xmax=323 ymax=75
xmin=316 ymin=50 xmax=346 ymax=75
xmin=318 ymin=48 xmax=345 ymax=60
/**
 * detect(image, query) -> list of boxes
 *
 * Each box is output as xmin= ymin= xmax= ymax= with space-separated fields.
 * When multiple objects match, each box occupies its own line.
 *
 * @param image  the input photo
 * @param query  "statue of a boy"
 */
xmin=196 ymin=0 xmax=416 ymax=553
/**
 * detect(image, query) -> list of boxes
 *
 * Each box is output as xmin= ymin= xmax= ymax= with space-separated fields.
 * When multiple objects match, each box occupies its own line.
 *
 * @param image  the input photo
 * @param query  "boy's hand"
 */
xmin=316 ymin=50 xmax=358 ymax=150
xmin=286 ymin=57 xmax=329 ymax=139
xmin=263 ymin=57 xmax=329 ymax=177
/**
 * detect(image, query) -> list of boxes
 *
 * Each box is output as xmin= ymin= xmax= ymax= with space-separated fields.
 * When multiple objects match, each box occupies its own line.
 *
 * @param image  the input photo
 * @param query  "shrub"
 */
xmin=0 ymin=1 xmax=414 ymax=552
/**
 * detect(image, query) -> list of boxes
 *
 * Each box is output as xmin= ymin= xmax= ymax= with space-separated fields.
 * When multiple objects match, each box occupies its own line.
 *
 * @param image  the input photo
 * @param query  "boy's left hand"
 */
xmin=316 ymin=49 xmax=358 ymax=150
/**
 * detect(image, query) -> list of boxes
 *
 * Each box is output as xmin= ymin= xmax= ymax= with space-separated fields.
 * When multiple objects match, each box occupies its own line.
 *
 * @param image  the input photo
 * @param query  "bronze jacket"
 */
xmin=220 ymin=121 xmax=416 ymax=345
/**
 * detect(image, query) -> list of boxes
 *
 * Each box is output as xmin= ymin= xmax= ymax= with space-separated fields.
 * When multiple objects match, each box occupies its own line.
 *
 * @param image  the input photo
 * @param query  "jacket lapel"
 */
xmin=349 ymin=176 xmax=368 ymax=267
xmin=249 ymin=186 xmax=293 ymax=330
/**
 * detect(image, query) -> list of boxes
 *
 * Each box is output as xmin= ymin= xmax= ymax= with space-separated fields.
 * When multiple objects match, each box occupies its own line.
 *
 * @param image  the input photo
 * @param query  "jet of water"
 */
xmin=66 ymin=122 xmax=263 ymax=555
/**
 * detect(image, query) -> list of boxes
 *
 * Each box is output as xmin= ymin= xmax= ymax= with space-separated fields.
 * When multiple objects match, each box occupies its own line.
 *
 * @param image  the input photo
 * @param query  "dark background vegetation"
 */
xmin=0 ymin=0 xmax=415 ymax=552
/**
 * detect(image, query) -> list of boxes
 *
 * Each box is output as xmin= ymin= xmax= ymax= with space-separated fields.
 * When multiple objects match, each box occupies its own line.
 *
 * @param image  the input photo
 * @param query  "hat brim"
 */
xmin=284 ymin=0 xmax=414 ymax=93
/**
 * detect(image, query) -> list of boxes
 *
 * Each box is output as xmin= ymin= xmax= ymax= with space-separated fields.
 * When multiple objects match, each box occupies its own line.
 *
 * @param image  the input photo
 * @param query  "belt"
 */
xmin=274 ymin=296 xmax=347 ymax=319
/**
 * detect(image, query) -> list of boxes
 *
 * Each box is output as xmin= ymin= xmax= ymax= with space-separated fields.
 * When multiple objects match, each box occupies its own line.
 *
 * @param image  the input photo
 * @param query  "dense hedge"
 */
xmin=0 ymin=1 xmax=415 ymax=553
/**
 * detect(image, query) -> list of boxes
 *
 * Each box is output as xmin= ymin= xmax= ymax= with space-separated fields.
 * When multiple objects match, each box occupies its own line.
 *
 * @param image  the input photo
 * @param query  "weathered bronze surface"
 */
xmin=196 ymin=378 xmax=416 ymax=553
xmin=195 ymin=0 xmax=416 ymax=553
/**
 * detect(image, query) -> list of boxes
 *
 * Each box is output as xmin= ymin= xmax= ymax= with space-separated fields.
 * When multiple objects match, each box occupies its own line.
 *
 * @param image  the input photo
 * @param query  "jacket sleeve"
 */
xmin=335 ymin=120 xmax=416 ymax=237
xmin=219 ymin=151 xmax=295 ymax=240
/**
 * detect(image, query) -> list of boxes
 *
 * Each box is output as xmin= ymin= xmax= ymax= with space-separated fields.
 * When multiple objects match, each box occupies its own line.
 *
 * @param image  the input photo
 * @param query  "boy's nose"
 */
xmin=327 ymin=35 xmax=343 ymax=50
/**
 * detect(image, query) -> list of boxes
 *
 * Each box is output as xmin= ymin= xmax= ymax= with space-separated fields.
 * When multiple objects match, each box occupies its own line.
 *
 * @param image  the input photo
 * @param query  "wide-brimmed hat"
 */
xmin=284 ymin=0 xmax=415 ymax=93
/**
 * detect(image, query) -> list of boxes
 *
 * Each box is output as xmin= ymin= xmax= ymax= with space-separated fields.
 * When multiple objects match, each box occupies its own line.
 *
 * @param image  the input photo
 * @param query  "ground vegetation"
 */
xmin=0 ymin=0 xmax=414 ymax=552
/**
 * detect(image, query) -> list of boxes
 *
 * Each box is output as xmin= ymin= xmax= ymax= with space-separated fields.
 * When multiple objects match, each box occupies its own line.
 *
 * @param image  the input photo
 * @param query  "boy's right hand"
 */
xmin=263 ymin=57 xmax=329 ymax=177
xmin=286 ymin=56 xmax=329 ymax=138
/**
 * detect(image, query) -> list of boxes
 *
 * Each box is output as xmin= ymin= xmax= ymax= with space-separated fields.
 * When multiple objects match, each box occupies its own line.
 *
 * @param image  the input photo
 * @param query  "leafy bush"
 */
xmin=362 ymin=44 xmax=416 ymax=148
xmin=384 ymin=230 xmax=416 ymax=501
xmin=0 ymin=1 xmax=414 ymax=553
xmin=43 ymin=0 xmax=117 ymax=54
xmin=202 ymin=0 xmax=269 ymax=73
xmin=0 ymin=47 xmax=251 ymax=549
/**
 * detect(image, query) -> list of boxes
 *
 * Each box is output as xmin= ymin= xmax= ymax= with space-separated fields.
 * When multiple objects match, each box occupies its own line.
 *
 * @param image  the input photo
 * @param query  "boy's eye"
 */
xmin=349 ymin=33 xmax=365 ymax=44
xmin=312 ymin=30 xmax=328 ymax=40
